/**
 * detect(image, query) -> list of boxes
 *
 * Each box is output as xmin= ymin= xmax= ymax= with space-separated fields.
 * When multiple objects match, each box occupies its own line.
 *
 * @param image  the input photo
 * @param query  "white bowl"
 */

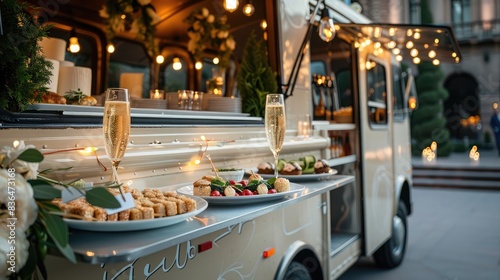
xmin=212 ymin=169 xmax=244 ymax=182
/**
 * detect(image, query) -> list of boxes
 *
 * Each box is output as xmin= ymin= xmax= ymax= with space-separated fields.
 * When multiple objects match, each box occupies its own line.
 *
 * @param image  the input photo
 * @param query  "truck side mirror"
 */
xmin=403 ymin=68 xmax=418 ymax=112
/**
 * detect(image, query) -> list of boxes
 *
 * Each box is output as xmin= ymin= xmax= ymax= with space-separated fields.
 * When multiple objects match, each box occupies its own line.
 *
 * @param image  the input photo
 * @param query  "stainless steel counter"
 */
xmin=66 ymin=175 xmax=354 ymax=264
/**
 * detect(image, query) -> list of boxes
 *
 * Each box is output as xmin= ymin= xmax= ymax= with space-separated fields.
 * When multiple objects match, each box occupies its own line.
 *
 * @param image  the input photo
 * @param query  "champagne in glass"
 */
xmin=265 ymin=94 xmax=286 ymax=177
xmin=103 ymin=88 xmax=131 ymax=183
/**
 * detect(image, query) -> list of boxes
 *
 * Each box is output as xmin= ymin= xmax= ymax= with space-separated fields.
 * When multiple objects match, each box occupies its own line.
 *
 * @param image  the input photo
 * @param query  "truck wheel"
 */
xmin=373 ymin=201 xmax=408 ymax=268
xmin=283 ymin=261 xmax=312 ymax=280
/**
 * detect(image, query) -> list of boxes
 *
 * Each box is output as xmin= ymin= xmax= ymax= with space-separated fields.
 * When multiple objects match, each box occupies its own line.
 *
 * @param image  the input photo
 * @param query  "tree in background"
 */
xmin=0 ymin=0 xmax=52 ymax=112
xmin=237 ymin=30 xmax=278 ymax=117
xmin=410 ymin=0 xmax=452 ymax=156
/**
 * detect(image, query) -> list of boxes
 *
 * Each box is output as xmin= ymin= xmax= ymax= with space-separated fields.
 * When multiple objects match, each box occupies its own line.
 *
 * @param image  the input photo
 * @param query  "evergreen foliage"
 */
xmin=237 ymin=30 xmax=278 ymax=117
xmin=410 ymin=0 xmax=452 ymax=156
xmin=0 ymin=0 xmax=52 ymax=112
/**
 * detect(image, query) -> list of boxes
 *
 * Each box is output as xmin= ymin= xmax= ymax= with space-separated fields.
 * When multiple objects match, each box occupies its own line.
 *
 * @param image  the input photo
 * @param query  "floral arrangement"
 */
xmin=99 ymin=0 xmax=161 ymax=56
xmin=0 ymin=141 xmax=120 ymax=279
xmin=185 ymin=7 xmax=236 ymax=69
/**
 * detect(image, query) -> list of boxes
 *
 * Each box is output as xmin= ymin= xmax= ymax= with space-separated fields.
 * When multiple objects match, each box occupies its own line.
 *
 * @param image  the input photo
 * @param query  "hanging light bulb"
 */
xmin=156 ymin=55 xmax=165 ymax=64
xmin=172 ymin=57 xmax=182 ymax=70
xmin=223 ymin=0 xmax=239 ymax=12
xmin=318 ymin=8 xmax=336 ymax=42
xmin=242 ymin=0 xmax=255 ymax=16
xmin=195 ymin=61 xmax=203 ymax=70
xmin=213 ymin=57 xmax=219 ymax=65
xmin=260 ymin=19 xmax=267 ymax=30
xmin=68 ymin=28 xmax=80 ymax=53
xmin=106 ymin=43 xmax=115 ymax=54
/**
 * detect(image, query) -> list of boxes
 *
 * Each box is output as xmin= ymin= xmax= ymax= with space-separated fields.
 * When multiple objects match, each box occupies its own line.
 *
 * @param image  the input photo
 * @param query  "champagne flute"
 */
xmin=103 ymin=88 xmax=131 ymax=184
xmin=265 ymin=94 xmax=286 ymax=177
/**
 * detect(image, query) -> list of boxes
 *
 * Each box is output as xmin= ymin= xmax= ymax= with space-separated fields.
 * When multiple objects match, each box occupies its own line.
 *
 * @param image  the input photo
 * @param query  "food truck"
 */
xmin=0 ymin=0 xmax=461 ymax=279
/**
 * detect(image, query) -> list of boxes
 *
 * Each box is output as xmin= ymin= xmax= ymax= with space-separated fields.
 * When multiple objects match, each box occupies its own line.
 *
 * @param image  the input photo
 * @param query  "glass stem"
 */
xmin=274 ymin=154 xmax=279 ymax=178
xmin=111 ymin=161 xmax=121 ymax=184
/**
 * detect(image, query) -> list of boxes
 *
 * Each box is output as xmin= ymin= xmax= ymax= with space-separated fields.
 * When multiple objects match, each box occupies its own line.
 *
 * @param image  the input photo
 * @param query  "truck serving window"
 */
xmin=367 ymin=60 xmax=387 ymax=125
xmin=392 ymin=66 xmax=405 ymax=122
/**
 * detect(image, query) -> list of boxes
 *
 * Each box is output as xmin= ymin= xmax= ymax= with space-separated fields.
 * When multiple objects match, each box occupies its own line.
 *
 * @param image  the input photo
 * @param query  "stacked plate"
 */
xmin=131 ymin=99 xmax=167 ymax=109
xmin=207 ymin=97 xmax=242 ymax=113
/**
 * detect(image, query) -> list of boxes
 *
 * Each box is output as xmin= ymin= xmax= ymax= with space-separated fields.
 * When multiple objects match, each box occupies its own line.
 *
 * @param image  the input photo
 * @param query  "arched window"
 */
xmin=107 ymin=38 xmax=151 ymax=99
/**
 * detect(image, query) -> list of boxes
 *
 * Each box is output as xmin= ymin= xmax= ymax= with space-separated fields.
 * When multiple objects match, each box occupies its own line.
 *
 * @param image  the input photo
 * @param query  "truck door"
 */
xmin=357 ymin=45 xmax=394 ymax=255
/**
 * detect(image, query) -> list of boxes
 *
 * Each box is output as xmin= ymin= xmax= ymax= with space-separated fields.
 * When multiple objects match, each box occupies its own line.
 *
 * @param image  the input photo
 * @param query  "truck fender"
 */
xmin=274 ymin=240 xmax=323 ymax=280
xmin=395 ymin=174 xmax=412 ymax=215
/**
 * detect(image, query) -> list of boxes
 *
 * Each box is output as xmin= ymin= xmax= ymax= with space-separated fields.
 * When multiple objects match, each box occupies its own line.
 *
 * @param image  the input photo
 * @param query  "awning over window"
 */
xmin=336 ymin=23 xmax=462 ymax=64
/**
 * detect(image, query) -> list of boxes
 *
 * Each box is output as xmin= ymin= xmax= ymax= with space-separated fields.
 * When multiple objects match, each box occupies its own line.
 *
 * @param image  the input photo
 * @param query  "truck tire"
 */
xmin=283 ymin=261 xmax=312 ymax=280
xmin=373 ymin=201 xmax=408 ymax=268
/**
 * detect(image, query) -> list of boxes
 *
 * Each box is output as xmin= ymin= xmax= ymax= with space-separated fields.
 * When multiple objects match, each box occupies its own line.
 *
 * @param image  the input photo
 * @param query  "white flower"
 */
xmin=99 ymin=5 xmax=109 ymax=18
xmin=193 ymin=21 xmax=201 ymax=31
xmin=217 ymin=30 xmax=229 ymax=39
xmin=130 ymin=20 xmax=139 ymax=34
xmin=187 ymin=40 xmax=197 ymax=53
xmin=0 ymin=229 xmax=10 ymax=278
xmin=1 ymin=141 xmax=38 ymax=180
xmin=226 ymin=37 xmax=236 ymax=50
xmin=146 ymin=7 xmax=160 ymax=25
xmin=210 ymin=29 xmax=218 ymax=39
xmin=124 ymin=4 xmax=133 ymax=14
xmin=0 ymin=170 xmax=38 ymax=233
xmin=207 ymin=14 xmax=214 ymax=23
xmin=0 ymin=226 xmax=30 ymax=275
xmin=201 ymin=8 xmax=209 ymax=18
xmin=137 ymin=0 xmax=151 ymax=5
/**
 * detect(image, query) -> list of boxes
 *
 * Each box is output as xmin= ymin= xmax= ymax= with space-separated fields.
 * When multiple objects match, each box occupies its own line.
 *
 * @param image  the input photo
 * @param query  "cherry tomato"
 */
xmin=253 ymin=190 xmax=259 ymax=195
xmin=268 ymin=189 xmax=277 ymax=194
xmin=242 ymin=189 xmax=253 ymax=196
xmin=239 ymin=180 xmax=247 ymax=187
xmin=211 ymin=190 xmax=221 ymax=196
xmin=228 ymin=180 xmax=236 ymax=185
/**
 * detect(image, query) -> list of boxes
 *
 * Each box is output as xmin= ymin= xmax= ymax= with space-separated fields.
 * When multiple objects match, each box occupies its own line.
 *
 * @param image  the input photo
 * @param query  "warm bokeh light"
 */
xmin=172 ymin=57 xmax=182 ymax=70
xmin=195 ymin=61 xmax=203 ymax=70
xmin=242 ymin=2 xmax=255 ymax=16
xmin=156 ymin=55 xmax=165 ymax=64
xmin=213 ymin=57 xmax=219 ymax=64
xmin=223 ymin=0 xmax=239 ymax=12
xmin=428 ymin=50 xmax=436 ymax=58
xmin=106 ymin=43 xmax=115 ymax=53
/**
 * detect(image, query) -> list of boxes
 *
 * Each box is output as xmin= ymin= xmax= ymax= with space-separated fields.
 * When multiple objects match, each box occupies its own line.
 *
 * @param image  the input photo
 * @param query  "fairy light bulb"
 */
xmin=68 ymin=28 xmax=80 ymax=53
xmin=242 ymin=1 xmax=255 ymax=16
xmin=213 ymin=57 xmax=219 ymax=65
xmin=195 ymin=61 xmax=203 ymax=70
xmin=106 ymin=43 xmax=115 ymax=53
xmin=413 ymin=57 xmax=421 ymax=64
xmin=428 ymin=50 xmax=436 ymax=58
xmin=260 ymin=19 xmax=267 ymax=30
xmin=318 ymin=9 xmax=336 ymax=42
xmin=432 ymin=59 xmax=440 ymax=65
xmin=406 ymin=41 xmax=414 ymax=49
xmin=223 ymin=0 xmax=239 ymax=12
xmin=172 ymin=57 xmax=182 ymax=70
xmin=410 ymin=49 xmax=418 ymax=57
xmin=156 ymin=55 xmax=165 ymax=64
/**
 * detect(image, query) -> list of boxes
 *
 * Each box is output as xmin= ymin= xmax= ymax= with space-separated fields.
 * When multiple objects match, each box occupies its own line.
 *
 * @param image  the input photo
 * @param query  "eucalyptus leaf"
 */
xmin=42 ymin=210 xmax=68 ymax=247
xmin=17 ymin=148 xmax=44 ymax=163
xmin=31 ymin=182 xmax=62 ymax=200
xmin=85 ymin=187 xmax=121 ymax=208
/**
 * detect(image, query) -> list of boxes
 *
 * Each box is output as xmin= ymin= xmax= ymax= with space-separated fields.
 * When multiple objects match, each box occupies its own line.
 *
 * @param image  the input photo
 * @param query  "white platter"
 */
xmin=64 ymin=196 xmax=207 ymax=232
xmin=247 ymin=169 xmax=338 ymax=182
xmin=176 ymin=183 xmax=304 ymax=205
xmin=28 ymin=104 xmax=251 ymax=117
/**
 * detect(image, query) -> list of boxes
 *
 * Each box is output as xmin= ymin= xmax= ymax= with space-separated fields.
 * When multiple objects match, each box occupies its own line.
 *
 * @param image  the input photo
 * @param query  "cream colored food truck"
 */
xmin=1 ymin=0 xmax=461 ymax=279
